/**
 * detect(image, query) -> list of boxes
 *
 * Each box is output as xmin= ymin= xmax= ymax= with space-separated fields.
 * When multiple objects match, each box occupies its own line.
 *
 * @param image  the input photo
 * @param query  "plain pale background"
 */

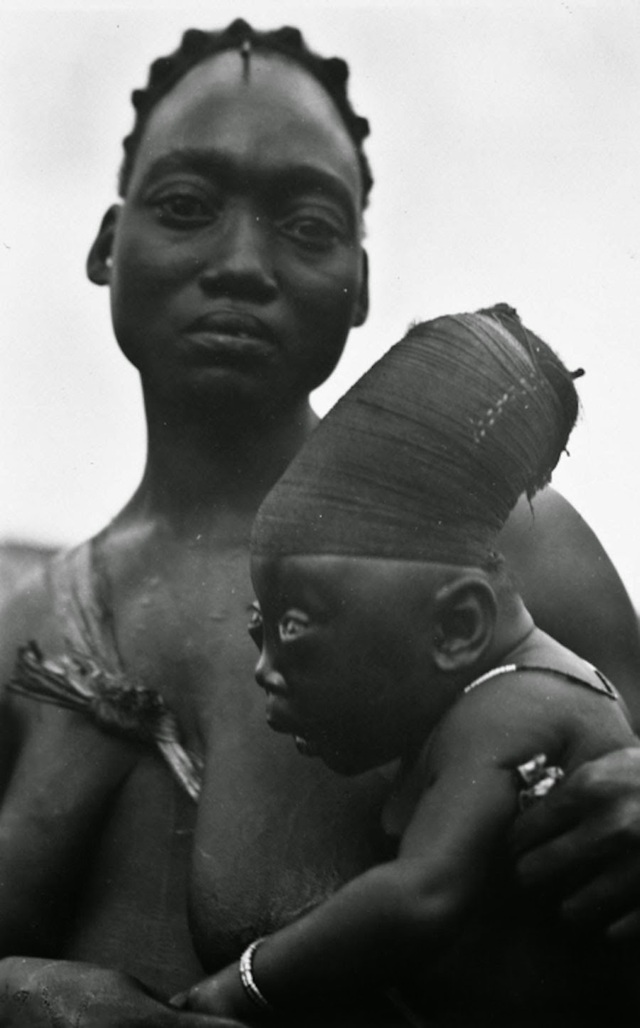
xmin=2 ymin=0 xmax=639 ymax=603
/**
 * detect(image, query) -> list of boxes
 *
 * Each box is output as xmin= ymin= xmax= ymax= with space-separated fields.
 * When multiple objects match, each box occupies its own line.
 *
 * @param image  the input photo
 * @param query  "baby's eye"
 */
xmin=279 ymin=612 xmax=309 ymax=642
xmin=247 ymin=604 xmax=263 ymax=648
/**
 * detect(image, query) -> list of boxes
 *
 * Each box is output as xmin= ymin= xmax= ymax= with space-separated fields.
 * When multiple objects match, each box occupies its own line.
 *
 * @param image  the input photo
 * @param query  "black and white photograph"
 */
xmin=1 ymin=2 xmax=640 ymax=1024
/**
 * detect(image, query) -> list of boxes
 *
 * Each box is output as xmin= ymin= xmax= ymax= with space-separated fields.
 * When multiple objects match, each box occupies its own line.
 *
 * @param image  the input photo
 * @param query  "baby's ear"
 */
xmin=431 ymin=574 xmax=497 ymax=673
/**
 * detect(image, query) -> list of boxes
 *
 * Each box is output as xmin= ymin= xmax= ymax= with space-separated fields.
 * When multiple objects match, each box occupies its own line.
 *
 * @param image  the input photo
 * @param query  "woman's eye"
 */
xmin=247 ymin=605 xmax=264 ymax=648
xmin=281 ymin=215 xmax=343 ymax=251
xmin=152 ymin=192 xmax=215 ymax=226
xmin=279 ymin=613 xmax=309 ymax=641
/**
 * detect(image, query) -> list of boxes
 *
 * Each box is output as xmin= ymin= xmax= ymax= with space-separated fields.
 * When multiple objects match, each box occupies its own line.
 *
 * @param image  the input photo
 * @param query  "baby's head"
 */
xmin=249 ymin=305 xmax=582 ymax=774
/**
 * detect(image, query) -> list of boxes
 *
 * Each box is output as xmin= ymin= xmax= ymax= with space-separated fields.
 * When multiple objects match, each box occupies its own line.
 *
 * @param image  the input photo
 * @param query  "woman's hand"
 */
xmin=0 ymin=957 xmax=249 ymax=1027
xmin=512 ymin=747 xmax=640 ymax=939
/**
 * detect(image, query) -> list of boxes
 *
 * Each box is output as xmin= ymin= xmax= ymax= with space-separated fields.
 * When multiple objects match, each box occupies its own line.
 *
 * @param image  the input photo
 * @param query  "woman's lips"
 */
xmin=185 ymin=311 xmax=276 ymax=361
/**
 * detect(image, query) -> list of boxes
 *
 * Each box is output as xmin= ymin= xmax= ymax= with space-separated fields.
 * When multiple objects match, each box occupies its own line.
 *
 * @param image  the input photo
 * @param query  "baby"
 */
xmin=178 ymin=305 xmax=639 ymax=1025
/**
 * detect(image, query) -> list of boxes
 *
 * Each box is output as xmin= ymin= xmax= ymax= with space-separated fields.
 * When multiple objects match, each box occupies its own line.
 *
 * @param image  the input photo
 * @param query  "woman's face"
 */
xmin=99 ymin=50 xmax=368 ymax=416
xmin=250 ymin=554 xmax=452 ymax=776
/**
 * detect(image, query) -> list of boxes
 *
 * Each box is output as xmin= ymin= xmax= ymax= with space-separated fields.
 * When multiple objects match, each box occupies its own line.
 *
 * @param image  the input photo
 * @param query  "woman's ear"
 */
xmin=86 ymin=205 xmax=120 ymax=285
xmin=352 ymin=249 xmax=369 ymax=327
xmin=431 ymin=574 xmax=497 ymax=673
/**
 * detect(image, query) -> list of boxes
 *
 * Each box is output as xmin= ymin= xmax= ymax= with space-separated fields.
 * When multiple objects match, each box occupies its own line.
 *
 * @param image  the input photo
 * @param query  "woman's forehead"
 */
xmin=133 ymin=50 xmax=362 ymax=199
xmin=168 ymin=49 xmax=343 ymax=120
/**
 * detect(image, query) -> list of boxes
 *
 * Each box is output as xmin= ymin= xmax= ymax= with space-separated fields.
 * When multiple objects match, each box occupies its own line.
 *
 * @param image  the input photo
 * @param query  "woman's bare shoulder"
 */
xmin=501 ymin=486 xmax=616 ymax=570
xmin=0 ymin=540 xmax=88 ymax=689
xmin=499 ymin=487 xmax=640 ymax=724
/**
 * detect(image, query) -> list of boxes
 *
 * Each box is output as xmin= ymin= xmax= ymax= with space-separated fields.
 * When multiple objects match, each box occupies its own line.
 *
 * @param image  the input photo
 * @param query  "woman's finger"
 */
xmin=561 ymin=850 xmax=640 ymax=926
xmin=607 ymin=909 xmax=640 ymax=942
xmin=511 ymin=781 xmax=582 ymax=856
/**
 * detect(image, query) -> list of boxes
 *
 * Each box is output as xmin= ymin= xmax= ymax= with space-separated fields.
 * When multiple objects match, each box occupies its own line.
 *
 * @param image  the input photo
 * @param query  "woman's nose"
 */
xmin=199 ymin=208 xmax=278 ymax=302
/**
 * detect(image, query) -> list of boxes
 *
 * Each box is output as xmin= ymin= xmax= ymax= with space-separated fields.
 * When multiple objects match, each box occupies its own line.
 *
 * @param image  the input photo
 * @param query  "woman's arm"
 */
xmin=0 ymin=691 xmax=137 ymax=955
xmin=513 ymin=746 xmax=640 ymax=939
xmin=501 ymin=489 xmax=640 ymax=936
xmin=0 ymin=561 xmax=139 ymax=954
xmin=0 ymin=957 xmax=247 ymax=1028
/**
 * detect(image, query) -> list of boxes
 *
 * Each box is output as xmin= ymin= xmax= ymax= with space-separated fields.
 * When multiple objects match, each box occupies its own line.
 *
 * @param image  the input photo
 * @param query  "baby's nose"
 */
xmin=255 ymin=654 xmax=287 ymax=693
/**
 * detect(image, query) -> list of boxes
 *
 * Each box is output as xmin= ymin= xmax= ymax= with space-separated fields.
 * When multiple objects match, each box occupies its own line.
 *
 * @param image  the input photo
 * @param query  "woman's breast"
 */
xmin=62 ymin=756 xmax=204 ymax=996
xmin=190 ymin=714 xmax=392 ymax=971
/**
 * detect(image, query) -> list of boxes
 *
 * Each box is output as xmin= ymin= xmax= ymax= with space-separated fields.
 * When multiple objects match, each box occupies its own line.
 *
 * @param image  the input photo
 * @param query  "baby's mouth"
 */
xmin=265 ymin=690 xmax=292 ymax=728
xmin=294 ymin=735 xmax=319 ymax=758
xmin=263 ymin=690 xmax=320 ymax=758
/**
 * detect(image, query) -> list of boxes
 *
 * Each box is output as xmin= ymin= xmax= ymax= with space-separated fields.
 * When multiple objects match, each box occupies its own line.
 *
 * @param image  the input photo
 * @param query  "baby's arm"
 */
xmin=178 ymin=728 xmax=521 ymax=1022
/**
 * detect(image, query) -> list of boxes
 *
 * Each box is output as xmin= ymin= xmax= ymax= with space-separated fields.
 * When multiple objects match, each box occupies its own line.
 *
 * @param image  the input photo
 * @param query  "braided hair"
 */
xmin=118 ymin=18 xmax=373 ymax=205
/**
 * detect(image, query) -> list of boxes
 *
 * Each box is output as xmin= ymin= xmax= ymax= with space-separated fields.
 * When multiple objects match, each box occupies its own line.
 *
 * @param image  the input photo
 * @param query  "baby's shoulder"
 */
xmin=427 ymin=668 xmax=560 ymax=772
xmin=427 ymin=655 xmax=630 ymax=778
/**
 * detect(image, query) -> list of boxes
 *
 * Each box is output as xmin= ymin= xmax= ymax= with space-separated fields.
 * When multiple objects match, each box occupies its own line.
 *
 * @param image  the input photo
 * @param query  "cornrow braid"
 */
xmin=118 ymin=18 xmax=373 ymax=205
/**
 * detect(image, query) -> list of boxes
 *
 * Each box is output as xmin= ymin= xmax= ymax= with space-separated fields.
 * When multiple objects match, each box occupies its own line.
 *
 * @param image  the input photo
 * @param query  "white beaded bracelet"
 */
xmin=239 ymin=938 xmax=275 ymax=1015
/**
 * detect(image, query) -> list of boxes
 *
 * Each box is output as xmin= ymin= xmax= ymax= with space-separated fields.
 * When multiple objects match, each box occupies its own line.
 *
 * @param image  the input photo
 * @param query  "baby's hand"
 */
xmin=171 ymin=963 xmax=261 ymax=1024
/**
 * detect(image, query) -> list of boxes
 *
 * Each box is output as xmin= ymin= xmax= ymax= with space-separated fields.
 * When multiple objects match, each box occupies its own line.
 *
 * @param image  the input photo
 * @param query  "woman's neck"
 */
xmin=122 ymin=395 xmax=319 ymax=532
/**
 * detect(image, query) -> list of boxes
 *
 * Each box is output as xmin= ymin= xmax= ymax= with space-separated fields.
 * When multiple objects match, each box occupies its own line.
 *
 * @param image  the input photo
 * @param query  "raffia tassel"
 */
xmin=9 ymin=641 xmax=203 ymax=801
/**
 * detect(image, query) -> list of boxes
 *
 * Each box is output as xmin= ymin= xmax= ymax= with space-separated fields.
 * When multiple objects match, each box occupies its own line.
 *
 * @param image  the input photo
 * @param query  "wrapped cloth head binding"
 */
xmin=252 ymin=304 xmax=581 ymax=566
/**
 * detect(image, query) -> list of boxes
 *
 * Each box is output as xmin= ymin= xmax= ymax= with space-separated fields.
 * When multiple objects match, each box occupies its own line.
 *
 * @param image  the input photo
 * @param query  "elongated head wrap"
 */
xmin=252 ymin=304 xmax=582 ymax=565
